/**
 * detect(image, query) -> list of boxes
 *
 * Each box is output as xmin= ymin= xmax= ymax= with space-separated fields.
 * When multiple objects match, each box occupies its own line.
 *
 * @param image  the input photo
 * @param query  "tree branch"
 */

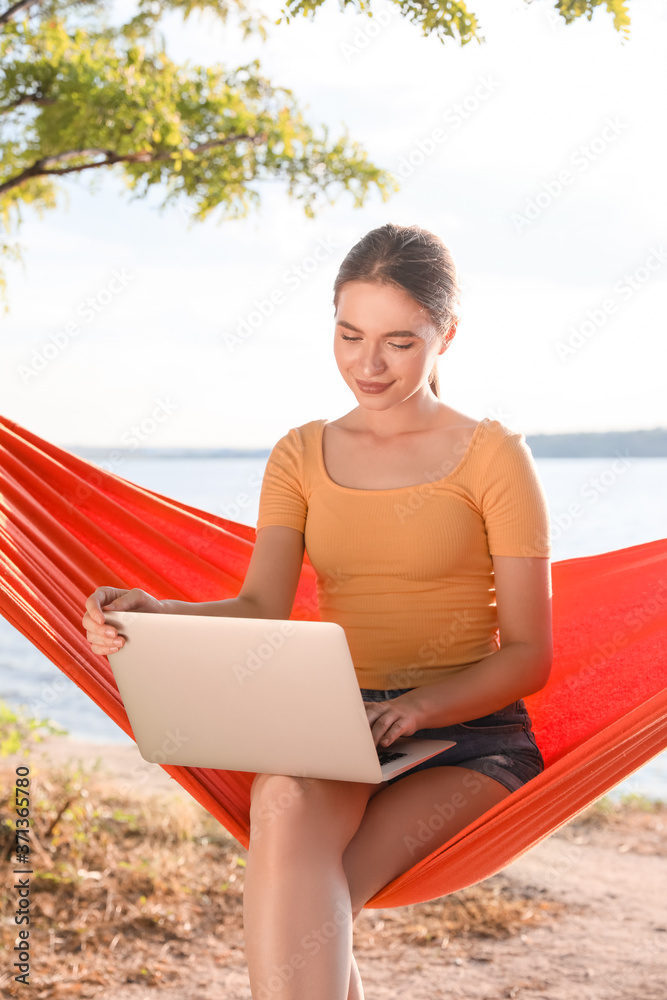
xmin=0 ymin=132 xmax=268 ymax=196
xmin=0 ymin=93 xmax=57 ymax=114
xmin=0 ymin=0 xmax=43 ymax=26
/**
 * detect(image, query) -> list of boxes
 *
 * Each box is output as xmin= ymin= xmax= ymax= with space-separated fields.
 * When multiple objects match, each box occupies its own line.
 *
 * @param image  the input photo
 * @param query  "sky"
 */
xmin=2 ymin=0 xmax=666 ymax=449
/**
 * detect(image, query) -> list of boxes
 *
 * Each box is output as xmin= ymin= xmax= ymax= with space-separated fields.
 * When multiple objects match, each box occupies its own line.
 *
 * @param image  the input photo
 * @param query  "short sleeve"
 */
xmin=480 ymin=431 xmax=551 ymax=558
xmin=256 ymin=427 xmax=308 ymax=534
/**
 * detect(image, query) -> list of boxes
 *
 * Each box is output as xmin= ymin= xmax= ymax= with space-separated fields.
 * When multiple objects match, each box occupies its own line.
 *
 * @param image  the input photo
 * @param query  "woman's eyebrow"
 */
xmin=336 ymin=320 xmax=420 ymax=338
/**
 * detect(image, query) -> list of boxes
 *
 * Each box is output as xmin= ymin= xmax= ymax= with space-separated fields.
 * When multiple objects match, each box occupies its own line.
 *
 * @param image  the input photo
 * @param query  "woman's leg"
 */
xmin=244 ymin=772 xmax=376 ymax=1000
xmin=342 ymin=764 xmax=514 ymax=915
xmin=341 ymin=766 xmax=510 ymax=999
xmin=346 ymin=953 xmax=364 ymax=1000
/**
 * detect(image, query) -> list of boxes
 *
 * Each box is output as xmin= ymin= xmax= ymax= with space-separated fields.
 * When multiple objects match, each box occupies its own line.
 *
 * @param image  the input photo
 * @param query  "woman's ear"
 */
xmin=438 ymin=322 xmax=457 ymax=354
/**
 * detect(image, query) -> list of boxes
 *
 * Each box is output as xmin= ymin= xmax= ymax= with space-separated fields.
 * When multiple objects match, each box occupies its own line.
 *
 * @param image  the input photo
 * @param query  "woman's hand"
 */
xmin=82 ymin=586 xmax=164 ymax=656
xmin=363 ymin=692 xmax=425 ymax=748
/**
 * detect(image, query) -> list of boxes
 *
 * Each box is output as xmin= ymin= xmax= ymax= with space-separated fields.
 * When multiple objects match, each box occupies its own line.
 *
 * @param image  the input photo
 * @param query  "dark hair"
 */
xmin=332 ymin=223 xmax=461 ymax=397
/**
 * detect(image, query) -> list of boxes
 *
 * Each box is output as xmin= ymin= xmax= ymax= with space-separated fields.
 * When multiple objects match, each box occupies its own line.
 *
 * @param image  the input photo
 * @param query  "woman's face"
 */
xmin=333 ymin=281 xmax=446 ymax=407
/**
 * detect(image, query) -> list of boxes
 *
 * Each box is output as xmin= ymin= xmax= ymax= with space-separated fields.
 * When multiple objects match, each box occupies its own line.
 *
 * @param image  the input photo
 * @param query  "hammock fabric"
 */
xmin=1 ymin=412 xmax=666 ymax=908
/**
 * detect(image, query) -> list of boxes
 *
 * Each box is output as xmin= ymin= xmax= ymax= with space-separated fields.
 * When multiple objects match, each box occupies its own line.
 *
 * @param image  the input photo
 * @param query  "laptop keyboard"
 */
xmin=377 ymin=749 xmax=408 ymax=765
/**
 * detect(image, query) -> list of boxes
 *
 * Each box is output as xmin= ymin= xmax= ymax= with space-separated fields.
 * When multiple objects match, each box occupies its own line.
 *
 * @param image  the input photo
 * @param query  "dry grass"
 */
xmin=552 ymin=791 xmax=667 ymax=856
xmin=351 ymin=877 xmax=562 ymax=953
xmin=3 ymin=757 xmax=657 ymax=997
xmin=1 ymin=759 xmax=246 ymax=997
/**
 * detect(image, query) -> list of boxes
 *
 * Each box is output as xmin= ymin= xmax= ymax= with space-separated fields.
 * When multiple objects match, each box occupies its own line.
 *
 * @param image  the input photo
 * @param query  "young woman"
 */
xmin=82 ymin=222 xmax=553 ymax=1000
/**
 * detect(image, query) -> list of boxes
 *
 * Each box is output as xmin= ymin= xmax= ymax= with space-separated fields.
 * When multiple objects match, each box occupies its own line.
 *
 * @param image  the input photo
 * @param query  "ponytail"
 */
xmin=427 ymin=362 xmax=440 ymax=398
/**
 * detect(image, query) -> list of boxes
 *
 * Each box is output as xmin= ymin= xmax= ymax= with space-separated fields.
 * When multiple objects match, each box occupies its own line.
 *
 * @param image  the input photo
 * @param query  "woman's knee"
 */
xmin=249 ymin=772 xmax=313 ymax=825
xmin=249 ymin=773 xmax=373 ymax=845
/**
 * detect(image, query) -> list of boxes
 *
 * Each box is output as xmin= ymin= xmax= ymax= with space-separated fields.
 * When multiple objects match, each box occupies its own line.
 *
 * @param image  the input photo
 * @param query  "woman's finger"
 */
xmin=92 ymin=636 xmax=125 ymax=655
xmin=378 ymin=717 xmax=404 ymax=746
xmin=86 ymin=627 xmax=123 ymax=646
xmin=364 ymin=702 xmax=404 ymax=746
xmin=369 ymin=697 xmax=422 ymax=748
xmin=84 ymin=587 xmax=122 ymax=627
xmin=83 ymin=611 xmax=111 ymax=634
xmin=83 ymin=611 xmax=119 ymax=644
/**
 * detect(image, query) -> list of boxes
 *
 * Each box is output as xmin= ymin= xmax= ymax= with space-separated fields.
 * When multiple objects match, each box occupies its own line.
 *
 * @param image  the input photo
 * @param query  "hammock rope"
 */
xmin=1 ymin=412 xmax=666 ymax=907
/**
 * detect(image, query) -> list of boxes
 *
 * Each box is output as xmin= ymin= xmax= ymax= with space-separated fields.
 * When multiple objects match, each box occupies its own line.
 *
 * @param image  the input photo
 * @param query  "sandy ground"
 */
xmin=4 ymin=735 xmax=667 ymax=1000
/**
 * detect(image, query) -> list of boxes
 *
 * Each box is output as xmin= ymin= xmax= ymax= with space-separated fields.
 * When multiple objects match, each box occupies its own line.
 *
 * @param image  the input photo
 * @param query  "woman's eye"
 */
xmin=340 ymin=334 xmax=412 ymax=350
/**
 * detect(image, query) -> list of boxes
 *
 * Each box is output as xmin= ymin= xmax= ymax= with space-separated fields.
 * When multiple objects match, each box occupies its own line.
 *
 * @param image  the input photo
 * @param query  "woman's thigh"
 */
xmin=248 ymin=772 xmax=378 ymax=850
xmin=341 ymin=686 xmax=546 ymax=909
xmin=342 ymin=763 xmax=513 ymax=914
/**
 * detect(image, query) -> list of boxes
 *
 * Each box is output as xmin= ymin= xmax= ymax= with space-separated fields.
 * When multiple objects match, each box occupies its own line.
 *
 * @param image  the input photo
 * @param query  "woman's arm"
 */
xmin=86 ymin=526 xmax=305 ymax=656
xmin=366 ymin=555 xmax=553 ymax=746
xmin=409 ymin=554 xmax=552 ymax=728
xmin=161 ymin=525 xmax=306 ymax=620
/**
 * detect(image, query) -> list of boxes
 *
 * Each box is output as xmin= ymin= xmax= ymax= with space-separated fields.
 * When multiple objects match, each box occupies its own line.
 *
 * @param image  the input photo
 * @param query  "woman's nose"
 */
xmin=360 ymin=348 xmax=386 ymax=375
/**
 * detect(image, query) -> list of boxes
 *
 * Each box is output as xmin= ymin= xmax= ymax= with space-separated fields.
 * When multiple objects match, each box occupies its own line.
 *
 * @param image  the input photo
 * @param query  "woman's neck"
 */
xmin=340 ymin=392 xmax=452 ymax=439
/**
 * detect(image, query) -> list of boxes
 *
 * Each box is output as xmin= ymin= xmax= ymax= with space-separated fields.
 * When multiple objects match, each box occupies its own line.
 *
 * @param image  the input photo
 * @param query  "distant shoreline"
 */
xmin=66 ymin=427 xmax=667 ymax=460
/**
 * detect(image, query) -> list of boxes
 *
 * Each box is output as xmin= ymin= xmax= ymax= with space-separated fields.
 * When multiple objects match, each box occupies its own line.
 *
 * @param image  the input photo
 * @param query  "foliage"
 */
xmin=278 ymin=0 xmax=632 ymax=46
xmin=553 ymin=0 xmax=631 ymax=38
xmin=0 ymin=0 xmax=396 ymax=304
xmin=278 ymin=0 xmax=482 ymax=46
xmin=0 ymin=697 xmax=68 ymax=758
xmin=0 ymin=0 xmax=633 ymax=304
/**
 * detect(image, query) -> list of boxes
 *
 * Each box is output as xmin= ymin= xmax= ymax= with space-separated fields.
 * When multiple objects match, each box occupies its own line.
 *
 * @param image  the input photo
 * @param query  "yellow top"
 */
xmin=255 ymin=417 xmax=552 ymax=690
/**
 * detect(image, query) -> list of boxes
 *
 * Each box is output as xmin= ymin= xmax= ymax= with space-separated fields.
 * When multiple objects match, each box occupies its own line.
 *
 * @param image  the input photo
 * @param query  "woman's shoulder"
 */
xmin=475 ymin=414 xmax=532 ymax=451
xmin=469 ymin=417 xmax=544 ymax=497
xmin=458 ymin=417 xmax=540 ymax=489
xmin=268 ymin=419 xmax=326 ymax=457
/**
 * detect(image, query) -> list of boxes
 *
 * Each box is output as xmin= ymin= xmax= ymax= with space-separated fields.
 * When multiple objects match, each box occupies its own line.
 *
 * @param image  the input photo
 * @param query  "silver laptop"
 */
xmin=104 ymin=610 xmax=455 ymax=783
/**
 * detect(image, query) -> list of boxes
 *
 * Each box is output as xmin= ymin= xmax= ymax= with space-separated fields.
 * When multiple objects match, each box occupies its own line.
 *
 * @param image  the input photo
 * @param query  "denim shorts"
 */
xmin=360 ymin=687 xmax=545 ymax=795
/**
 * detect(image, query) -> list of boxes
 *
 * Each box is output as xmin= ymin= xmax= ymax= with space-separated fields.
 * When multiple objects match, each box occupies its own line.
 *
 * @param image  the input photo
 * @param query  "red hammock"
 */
xmin=1 ymin=412 xmax=666 ymax=908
